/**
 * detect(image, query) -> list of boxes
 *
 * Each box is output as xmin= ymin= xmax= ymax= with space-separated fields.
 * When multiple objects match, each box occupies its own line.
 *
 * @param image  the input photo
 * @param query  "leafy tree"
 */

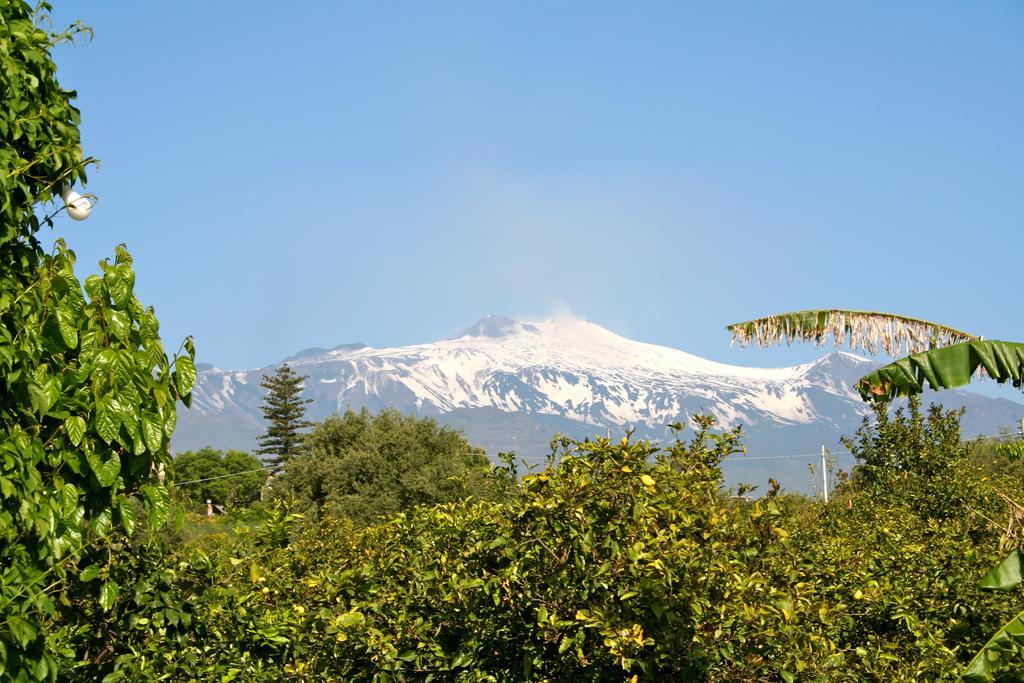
xmin=173 ymin=448 xmax=267 ymax=510
xmin=271 ymin=408 xmax=494 ymax=524
xmin=729 ymin=308 xmax=1024 ymax=680
xmin=256 ymin=364 xmax=312 ymax=466
xmin=0 ymin=2 xmax=193 ymax=678
xmin=840 ymin=396 xmax=973 ymax=520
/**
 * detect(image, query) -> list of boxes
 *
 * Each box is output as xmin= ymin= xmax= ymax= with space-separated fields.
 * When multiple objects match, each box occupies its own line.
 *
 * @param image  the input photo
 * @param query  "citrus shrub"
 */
xmin=760 ymin=399 xmax=1024 ymax=681
xmin=49 ymin=412 xmax=1024 ymax=681
xmin=53 ymin=418 xmax=802 ymax=680
xmin=263 ymin=418 xmax=796 ymax=681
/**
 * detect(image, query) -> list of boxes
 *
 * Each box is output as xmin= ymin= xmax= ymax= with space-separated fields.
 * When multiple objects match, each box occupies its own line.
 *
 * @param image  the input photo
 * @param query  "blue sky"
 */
xmin=47 ymin=2 xmax=1024 ymax=398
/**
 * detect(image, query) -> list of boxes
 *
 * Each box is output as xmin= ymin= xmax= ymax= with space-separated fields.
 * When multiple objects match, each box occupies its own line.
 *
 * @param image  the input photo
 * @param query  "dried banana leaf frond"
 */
xmin=856 ymin=340 xmax=1024 ymax=401
xmin=727 ymin=309 xmax=978 ymax=356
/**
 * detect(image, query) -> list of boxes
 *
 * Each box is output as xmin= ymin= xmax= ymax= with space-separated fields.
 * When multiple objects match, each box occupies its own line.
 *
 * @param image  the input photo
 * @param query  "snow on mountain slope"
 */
xmin=183 ymin=314 xmax=882 ymax=441
xmin=174 ymin=314 xmax=1024 ymax=493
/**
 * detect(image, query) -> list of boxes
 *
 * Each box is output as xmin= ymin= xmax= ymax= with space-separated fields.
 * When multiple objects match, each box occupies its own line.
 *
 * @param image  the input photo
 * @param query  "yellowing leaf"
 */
xmin=99 ymin=580 xmax=119 ymax=611
xmin=640 ymin=474 xmax=655 ymax=487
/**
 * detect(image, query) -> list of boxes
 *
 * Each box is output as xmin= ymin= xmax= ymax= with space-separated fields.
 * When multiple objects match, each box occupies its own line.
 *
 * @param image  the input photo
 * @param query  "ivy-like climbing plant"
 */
xmin=727 ymin=308 xmax=1024 ymax=680
xmin=0 ymin=2 xmax=194 ymax=679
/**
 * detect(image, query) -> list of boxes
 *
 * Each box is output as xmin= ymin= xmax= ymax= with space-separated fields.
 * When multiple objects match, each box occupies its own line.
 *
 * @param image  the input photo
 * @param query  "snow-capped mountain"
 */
xmin=175 ymin=315 xmax=1024 ymax=492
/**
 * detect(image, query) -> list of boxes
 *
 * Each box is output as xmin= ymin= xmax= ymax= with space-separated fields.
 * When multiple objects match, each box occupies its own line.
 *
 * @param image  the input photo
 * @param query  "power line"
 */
xmin=721 ymin=451 xmax=855 ymax=462
xmin=174 ymin=464 xmax=281 ymax=487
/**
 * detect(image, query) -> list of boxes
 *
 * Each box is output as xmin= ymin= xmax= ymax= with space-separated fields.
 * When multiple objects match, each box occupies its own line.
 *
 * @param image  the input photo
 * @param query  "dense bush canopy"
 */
xmin=270 ymin=408 xmax=495 ymax=525
xmin=37 ymin=409 xmax=1024 ymax=681
xmin=0 ymin=2 xmax=193 ymax=678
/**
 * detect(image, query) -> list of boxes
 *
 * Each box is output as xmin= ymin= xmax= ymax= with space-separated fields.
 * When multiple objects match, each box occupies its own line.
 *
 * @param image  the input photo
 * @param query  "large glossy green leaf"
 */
xmin=980 ymin=550 xmax=1024 ymax=591
xmin=64 ymin=415 xmax=86 ymax=447
xmin=174 ymin=355 xmax=196 ymax=396
xmin=79 ymin=564 xmax=100 ymax=582
xmin=86 ymin=451 xmax=121 ymax=488
xmin=104 ymin=265 xmax=132 ymax=307
xmin=119 ymin=502 xmax=136 ymax=536
xmin=727 ymin=309 xmax=977 ymax=356
xmin=27 ymin=382 xmax=51 ymax=417
xmin=141 ymin=413 xmax=163 ymax=453
xmin=142 ymin=484 xmax=170 ymax=527
xmin=98 ymin=580 xmax=120 ymax=611
xmin=962 ymin=608 xmax=1024 ymax=682
xmin=95 ymin=399 xmax=119 ymax=444
xmin=6 ymin=615 xmax=38 ymax=648
xmin=857 ymin=340 xmax=1024 ymax=401
xmin=55 ymin=304 xmax=78 ymax=348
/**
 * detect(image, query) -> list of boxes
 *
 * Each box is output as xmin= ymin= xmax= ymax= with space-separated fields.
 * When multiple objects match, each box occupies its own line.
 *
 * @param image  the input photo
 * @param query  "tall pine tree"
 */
xmin=257 ymin=364 xmax=313 ymax=466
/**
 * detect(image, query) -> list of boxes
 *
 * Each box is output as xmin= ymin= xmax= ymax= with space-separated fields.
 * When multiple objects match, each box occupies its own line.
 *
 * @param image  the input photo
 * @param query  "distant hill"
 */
xmin=175 ymin=315 xmax=1024 ymax=493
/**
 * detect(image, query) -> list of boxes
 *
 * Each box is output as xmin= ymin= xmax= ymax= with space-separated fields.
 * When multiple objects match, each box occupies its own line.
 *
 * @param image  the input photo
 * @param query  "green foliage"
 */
xmin=0 ymin=241 xmax=192 ymax=679
xmin=270 ymin=408 xmax=495 ymax=525
xmin=978 ymin=551 xmax=1024 ymax=592
xmin=960 ymin=543 xmax=1024 ymax=680
xmin=773 ymin=486 xmax=1017 ymax=681
xmin=50 ymin=419 xmax=788 ymax=680
xmin=840 ymin=396 xmax=973 ymax=520
xmin=858 ymin=340 xmax=1024 ymax=400
xmin=53 ymin=532 xmax=216 ymax=680
xmin=256 ymin=364 xmax=312 ymax=466
xmin=970 ymin=437 xmax=1024 ymax=486
xmin=0 ymin=0 xmax=92 ymax=247
xmin=0 ymin=3 xmax=192 ymax=678
xmin=962 ymin=606 xmax=1024 ymax=682
xmin=784 ymin=401 xmax=1022 ymax=680
xmin=173 ymin=448 xmax=267 ymax=510
xmin=35 ymin=412 xmax=1024 ymax=681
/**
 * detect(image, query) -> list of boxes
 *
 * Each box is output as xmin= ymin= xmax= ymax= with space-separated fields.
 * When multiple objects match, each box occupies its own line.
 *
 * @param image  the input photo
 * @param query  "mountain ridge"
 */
xmin=175 ymin=315 xmax=1024 ymax=492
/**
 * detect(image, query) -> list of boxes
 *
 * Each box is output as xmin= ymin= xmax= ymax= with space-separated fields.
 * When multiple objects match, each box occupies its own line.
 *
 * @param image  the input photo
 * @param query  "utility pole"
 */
xmin=821 ymin=445 xmax=829 ymax=504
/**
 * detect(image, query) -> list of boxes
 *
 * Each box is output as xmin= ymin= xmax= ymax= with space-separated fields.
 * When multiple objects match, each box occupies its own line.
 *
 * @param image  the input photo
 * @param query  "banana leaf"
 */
xmin=961 ymin=607 xmax=1024 ymax=682
xmin=856 ymin=340 xmax=1024 ymax=401
xmin=962 ymin=550 xmax=1024 ymax=680
xmin=727 ymin=309 xmax=977 ymax=356
xmin=979 ymin=550 xmax=1024 ymax=591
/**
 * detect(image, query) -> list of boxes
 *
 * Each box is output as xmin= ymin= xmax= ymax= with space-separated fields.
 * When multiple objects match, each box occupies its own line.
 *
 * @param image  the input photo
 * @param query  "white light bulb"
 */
xmin=61 ymin=187 xmax=93 ymax=221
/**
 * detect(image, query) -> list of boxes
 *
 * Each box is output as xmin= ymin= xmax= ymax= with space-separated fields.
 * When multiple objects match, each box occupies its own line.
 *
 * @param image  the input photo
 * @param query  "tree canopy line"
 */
xmin=6 ymin=2 xmax=1024 ymax=679
xmin=173 ymin=363 xmax=497 ymax=523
